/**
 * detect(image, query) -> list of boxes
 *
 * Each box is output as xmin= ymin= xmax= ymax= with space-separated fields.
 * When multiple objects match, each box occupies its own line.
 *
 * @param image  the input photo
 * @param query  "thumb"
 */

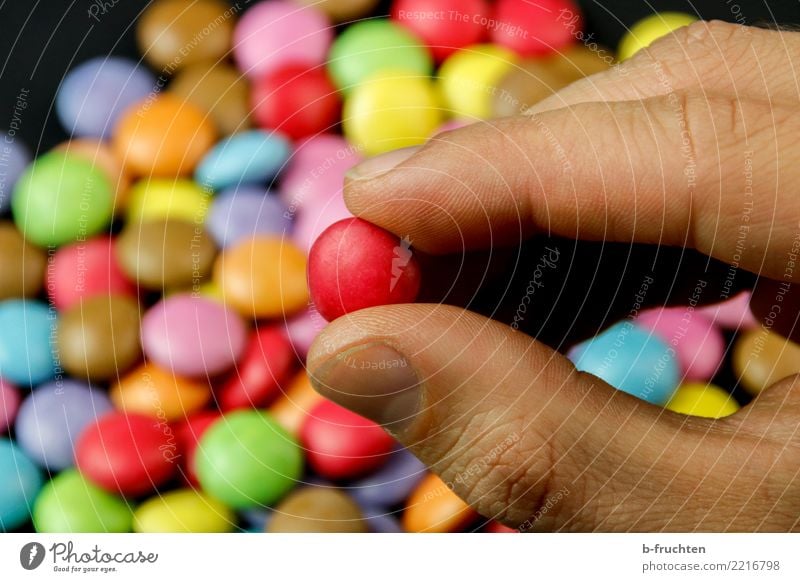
xmin=307 ymin=303 xmax=731 ymax=530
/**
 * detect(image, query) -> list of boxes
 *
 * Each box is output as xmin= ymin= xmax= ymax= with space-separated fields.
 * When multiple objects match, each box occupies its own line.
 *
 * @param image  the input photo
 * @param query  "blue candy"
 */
xmin=56 ymin=57 xmax=156 ymax=139
xmin=0 ymin=438 xmax=43 ymax=531
xmin=15 ymin=380 xmax=114 ymax=471
xmin=0 ymin=300 xmax=57 ymax=385
xmin=194 ymin=130 xmax=290 ymax=191
xmin=205 ymin=186 xmax=291 ymax=248
xmin=568 ymin=321 xmax=680 ymax=405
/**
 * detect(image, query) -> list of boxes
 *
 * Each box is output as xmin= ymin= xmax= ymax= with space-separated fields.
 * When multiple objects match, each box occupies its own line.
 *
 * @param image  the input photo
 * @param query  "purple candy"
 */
xmin=349 ymin=447 xmax=427 ymax=509
xmin=14 ymin=380 xmax=113 ymax=470
xmin=362 ymin=506 xmax=404 ymax=533
xmin=205 ymin=186 xmax=291 ymax=248
xmin=0 ymin=138 xmax=31 ymax=214
xmin=56 ymin=56 xmax=156 ymax=138
xmin=141 ymin=294 xmax=247 ymax=378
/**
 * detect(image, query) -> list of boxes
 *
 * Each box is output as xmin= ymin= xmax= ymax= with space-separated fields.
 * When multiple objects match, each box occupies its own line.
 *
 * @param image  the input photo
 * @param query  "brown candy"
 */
xmin=116 ymin=219 xmax=217 ymax=291
xmin=57 ymin=295 xmax=142 ymax=381
xmin=0 ymin=221 xmax=46 ymax=300
xmin=548 ymin=45 xmax=614 ymax=85
xmin=295 ymin=0 xmax=379 ymax=23
xmin=733 ymin=328 xmax=800 ymax=395
xmin=137 ymin=0 xmax=235 ymax=72
xmin=267 ymin=487 xmax=368 ymax=533
xmin=169 ymin=62 xmax=251 ymax=136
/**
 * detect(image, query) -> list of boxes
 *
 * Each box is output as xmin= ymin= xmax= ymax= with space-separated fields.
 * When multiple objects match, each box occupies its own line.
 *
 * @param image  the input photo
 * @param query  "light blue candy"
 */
xmin=568 ymin=321 xmax=679 ymax=405
xmin=205 ymin=186 xmax=292 ymax=248
xmin=56 ymin=56 xmax=155 ymax=139
xmin=195 ymin=130 xmax=290 ymax=191
xmin=0 ymin=438 xmax=43 ymax=531
xmin=0 ymin=137 xmax=31 ymax=214
xmin=0 ymin=300 xmax=57 ymax=385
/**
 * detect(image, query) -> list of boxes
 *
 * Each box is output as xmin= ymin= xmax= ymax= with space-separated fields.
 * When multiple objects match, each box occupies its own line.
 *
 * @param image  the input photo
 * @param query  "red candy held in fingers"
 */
xmin=300 ymin=399 xmax=395 ymax=480
xmin=308 ymin=217 xmax=422 ymax=321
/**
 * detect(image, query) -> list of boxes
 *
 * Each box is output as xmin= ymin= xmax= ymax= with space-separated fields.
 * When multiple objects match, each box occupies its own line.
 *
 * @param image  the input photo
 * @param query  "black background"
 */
xmin=1 ymin=0 xmax=799 ymax=151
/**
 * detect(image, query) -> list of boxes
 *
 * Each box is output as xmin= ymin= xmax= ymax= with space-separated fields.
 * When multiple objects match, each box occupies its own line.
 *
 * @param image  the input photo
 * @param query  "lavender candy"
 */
xmin=15 ymin=380 xmax=113 ymax=471
xmin=0 ymin=137 xmax=31 ymax=214
xmin=349 ymin=447 xmax=427 ymax=509
xmin=205 ymin=186 xmax=292 ymax=248
xmin=362 ymin=506 xmax=404 ymax=533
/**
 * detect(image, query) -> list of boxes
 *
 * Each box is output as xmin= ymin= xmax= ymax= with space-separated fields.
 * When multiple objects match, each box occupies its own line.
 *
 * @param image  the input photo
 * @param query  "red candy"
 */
xmin=393 ymin=0 xmax=490 ymax=61
xmin=252 ymin=64 xmax=341 ymax=140
xmin=47 ymin=236 xmax=135 ymax=310
xmin=173 ymin=411 xmax=220 ymax=487
xmin=300 ymin=399 xmax=395 ymax=480
xmin=491 ymin=0 xmax=580 ymax=56
xmin=216 ymin=326 xmax=297 ymax=411
xmin=75 ymin=412 xmax=178 ymax=496
xmin=308 ymin=218 xmax=422 ymax=321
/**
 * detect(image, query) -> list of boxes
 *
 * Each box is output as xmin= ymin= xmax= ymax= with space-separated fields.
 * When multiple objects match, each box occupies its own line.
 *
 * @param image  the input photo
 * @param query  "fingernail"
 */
xmin=345 ymin=146 xmax=419 ymax=181
xmin=309 ymin=342 xmax=421 ymax=435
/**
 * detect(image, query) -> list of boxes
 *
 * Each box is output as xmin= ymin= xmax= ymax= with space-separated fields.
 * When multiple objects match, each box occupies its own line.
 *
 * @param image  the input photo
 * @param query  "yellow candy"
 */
xmin=666 ymin=382 xmax=740 ymax=419
xmin=733 ymin=329 xmax=800 ymax=395
xmin=343 ymin=71 xmax=442 ymax=156
xmin=214 ymin=237 xmax=308 ymax=319
xmin=618 ymin=12 xmax=698 ymax=61
xmin=133 ymin=489 xmax=235 ymax=533
xmin=438 ymin=44 xmax=518 ymax=119
xmin=126 ymin=178 xmax=211 ymax=224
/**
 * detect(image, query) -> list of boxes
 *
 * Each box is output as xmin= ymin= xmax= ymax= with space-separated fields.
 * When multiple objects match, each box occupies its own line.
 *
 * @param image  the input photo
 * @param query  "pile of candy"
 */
xmin=0 ymin=0 xmax=775 ymax=534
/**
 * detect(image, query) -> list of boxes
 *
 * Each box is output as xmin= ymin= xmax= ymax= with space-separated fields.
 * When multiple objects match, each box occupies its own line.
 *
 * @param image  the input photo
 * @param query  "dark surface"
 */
xmin=1 ymin=1 xmax=799 ymax=151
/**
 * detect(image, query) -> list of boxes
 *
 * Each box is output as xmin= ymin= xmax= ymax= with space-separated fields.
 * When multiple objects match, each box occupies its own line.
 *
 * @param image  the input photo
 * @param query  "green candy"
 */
xmin=33 ymin=470 xmax=133 ymax=533
xmin=327 ymin=20 xmax=432 ymax=92
xmin=196 ymin=411 xmax=303 ymax=509
xmin=12 ymin=151 xmax=113 ymax=247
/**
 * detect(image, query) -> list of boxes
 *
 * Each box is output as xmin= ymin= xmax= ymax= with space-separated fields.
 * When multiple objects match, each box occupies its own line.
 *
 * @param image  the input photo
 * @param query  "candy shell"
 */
xmin=126 ymin=178 xmax=212 ymax=224
xmin=699 ymin=291 xmax=757 ymax=330
xmin=141 ymin=294 xmax=246 ymax=378
xmin=0 ymin=300 xmax=56 ymax=385
xmin=343 ymin=71 xmax=442 ymax=155
xmin=547 ymin=44 xmax=614 ymax=83
xmin=169 ymin=62 xmax=252 ymax=136
xmin=12 ymin=152 xmax=113 ymax=247
xmin=137 ymin=0 xmax=235 ymax=70
xmin=295 ymin=0 xmax=378 ymax=23
xmin=196 ymin=410 xmax=303 ymax=508
xmin=217 ymin=326 xmax=296 ymax=411
xmin=491 ymin=59 xmax=572 ymax=116
xmin=214 ymin=237 xmax=308 ymax=319
xmin=362 ymin=506 xmax=404 ymax=533
xmin=46 ymin=236 xmax=135 ymax=311
xmin=32 ymin=470 xmax=131 ymax=533
xmin=194 ymin=130 xmax=290 ymax=191
xmin=301 ymin=399 xmax=395 ymax=480
xmin=0 ymin=379 xmax=19 ymax=433
xmin=134 ymin=489 xmax=235 ymax=533
xmin=485 ymin=521 xmax=517 ymax=533
xmin=233 ymin=0 xmax=332 ymax=79
xmin=308 ymin=218 xmax=422 ymax=321
xmin=267 ymin=487 xmax=367 ymax=533
xmin=75 ymin=412 xmax=179 ymax=496
xmin=636 ymin=308 xmax=724 ymax=382
xmin=205 ymin=186 xmax=291 ymax=249
xmin=0 ymin=438 xmax=42 ymax=531
xmin=110 ymin=363 xmax=211 ymax=423
xmin=666 ymin=383 xmax=740 ymax=419
xmin=0 ymin=137 xmax=31 ymax=214
xmin=252 ymin=64 xmax=341 ymax=140
xmin=350 ymin=447 xmax=427 ymax=508
xmin=115 ymin=219 xmax=217 ymax=291
xmin=392 ymin=0 xmax=489 ymax=61
xmin=173 ymin=410 xmax=220 ymax=486
xmin=113 ymin=95 xmax=216 ymax=177
xmin=327 ymin=19 xmax=432 ymax=92
xmin=57 ymin=295 xmax=142 ymax=382
xmin=283 ymin=308 xmax=324 ymax=359
xmin=402 ymin=473 xmax=477 ymax=533
xmin=438 ymin=44 xmax=517 ymax=119
xmin=268 ymin=371 xmax=325 ymax=436
xmin=491 ymin=0 xmax=580 ymax=56
xmin=0 ymin=221 xmax=46 ymax=300
xmin=733 ymin=329 xmax=800 ymax=396
xmin=568 ymin=321 xmax=680 ymax=405
xmin=15 ymin=380 xmax=114 ymax=471
xmin=55 ymin=139 xmax=132 ymax=212
xmin=618 ymin=12 xmax=698 ymax=61
xmin=291 ymin=186 xmax=353 ymax=253
xmin=56 ymin=57 xmax=156 ymax=139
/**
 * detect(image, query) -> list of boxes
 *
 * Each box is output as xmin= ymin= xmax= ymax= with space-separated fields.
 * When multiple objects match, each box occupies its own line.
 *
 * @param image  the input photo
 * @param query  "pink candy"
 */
xmin=699 ymin=291 xmax=758 ymax=330
xmin=0 ymin=379 xmax=20 ymax=433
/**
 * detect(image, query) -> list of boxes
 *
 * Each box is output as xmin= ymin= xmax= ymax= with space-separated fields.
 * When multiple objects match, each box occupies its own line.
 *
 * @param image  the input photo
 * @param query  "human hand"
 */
xmin=308 ymin=21 xmax=800 ymax=531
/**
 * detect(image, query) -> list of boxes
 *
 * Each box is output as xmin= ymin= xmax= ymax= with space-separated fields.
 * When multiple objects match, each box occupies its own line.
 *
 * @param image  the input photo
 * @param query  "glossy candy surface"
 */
xmin=0 ymin=300 xmax=57 ymax=385
xmin=195 ymin=130 xmax=290 ymax=191
xmin=617 ymin=12 xmax=698 ymax=61
xmin=133 ymin=488 xmax=235 ymax=533
xmin=402 ymin=473 xmax=477 ymax=533
xmin=733 ymin=329 xmax=800 ymax=395
xmin=491 ymin=0 xmax=580 ymax=56
xmin=0 ymin=221 xmax=46 ymax=300
xmin=205 ymin=186 xmax=291 ymax=249
xmin=0 ymin=438 xmax=43 ymax=531
xmin=666 ymin=382 xmax=740 ymax=419
xmin=267 ymin=487 xmax=367 ymax=533
xmin=0 ymin=380 xmax=19 ymax=433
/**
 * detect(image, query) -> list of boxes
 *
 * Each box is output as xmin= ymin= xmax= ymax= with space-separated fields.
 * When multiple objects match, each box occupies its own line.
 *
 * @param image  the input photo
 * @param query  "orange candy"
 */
xmin=733 ymin=328 xmax=800 ymax=395
xmin=214 ymin=237 xmax=308 ymax=319
xmin=110 ymin=363 xmax=211 ymax=422
xmin=55 ymin=139 xmax=132 ymax=212
xmin=402 ymin=473 xmax=478 ymax=533
xmin=268 ymin=371 xmax=324 ymax=436
xmin=113 ymin=94 xmax=216 ymax=177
